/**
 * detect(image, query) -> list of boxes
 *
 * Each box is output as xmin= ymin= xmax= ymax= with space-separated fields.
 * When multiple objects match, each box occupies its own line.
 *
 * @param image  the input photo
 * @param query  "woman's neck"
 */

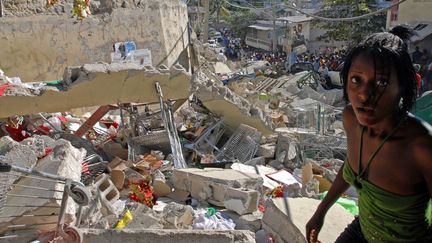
xmin=364 ymin=112 xmax=406 ymax=139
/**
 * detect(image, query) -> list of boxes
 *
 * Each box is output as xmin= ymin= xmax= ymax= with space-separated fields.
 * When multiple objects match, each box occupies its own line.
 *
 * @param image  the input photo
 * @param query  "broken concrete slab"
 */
xmin=0 ymin=63 xmax=190 ymax=118
xmin=22 ymin=135 xmax=57 ymax=156
xmin=0 ymin=136 xmax=38 ymax=169
xmin=244 ymin=156 xmax=266 ymax=166
xmin=262 ymin=197 xmax=354 ymax=243
xmin=127 ymin=204 xmax=164 ymax=230
xmin=230 ymin=163 xmax=279 ymax=190
xmin=223 ymin=187 xmax=260 ymax=215
xmin=191 ymin=71 xmax=273 ymax=135
xmin=256 ymin=144 xmax=275 ymax=159
xmin=162 ymin=202 xmax=195 ymax=229
xmin=0 ymin=136 xmax=16 ymax=154
xmin=275 ymin=132 xmax=301 ymax=169
xmin=167 ymin=189 xmax=191 ymax=203
xmin=170 ymin=168 xmax=263 ymax=198
xmin=0 ymin=139 xmax=85 ymax=234
xmin=213 ymin=62 xmax=232 ymax=75
xmin=152 ymin=170 xmax=172 ymax=198
xmin=208 ymin=183 xmax=259 ymax=215
xmin=169 ymin=168 xmax=263 ymax=210
xmin=223 ymin=211 xmax=262 ymax=232
xmin=81 ymin=228 xmax=256 ymax=243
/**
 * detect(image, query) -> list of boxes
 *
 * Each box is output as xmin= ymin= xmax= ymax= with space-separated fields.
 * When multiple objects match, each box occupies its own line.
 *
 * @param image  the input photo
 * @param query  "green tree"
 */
xmin=315 ymin=0 xmax=386 ymax=45
xmin=210 ymin=0 xmax=231 ymax=24
xmin=225 ymin=10 xmax=258 ymax=40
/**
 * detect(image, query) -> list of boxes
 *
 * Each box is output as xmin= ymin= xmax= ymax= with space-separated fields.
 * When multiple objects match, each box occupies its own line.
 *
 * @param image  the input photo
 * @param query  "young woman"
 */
xmin=306 ymin=26 xmax=432 ymax=242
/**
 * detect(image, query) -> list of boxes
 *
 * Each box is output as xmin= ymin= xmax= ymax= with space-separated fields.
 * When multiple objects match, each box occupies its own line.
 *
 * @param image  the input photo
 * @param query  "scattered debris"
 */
xmin=0 ymin=28 xmax=355 ymax=243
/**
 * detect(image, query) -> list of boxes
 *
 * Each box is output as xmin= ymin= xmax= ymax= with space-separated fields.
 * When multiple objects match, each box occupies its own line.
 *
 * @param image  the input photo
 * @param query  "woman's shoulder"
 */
xmin=342 ymin=105 xmax=357 ymax=131
xmin=406 ymin=115 xmax=432 ymax=168
xmin=406 ymin=114 xmax=432 ymax=140
xmin=406 ymin=116 xmax=432 ymax=193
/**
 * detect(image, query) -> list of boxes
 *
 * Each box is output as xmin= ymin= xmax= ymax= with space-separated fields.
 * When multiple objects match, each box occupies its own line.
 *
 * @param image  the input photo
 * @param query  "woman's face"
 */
xmin=346 ymin=53 xmax=401 ymax=126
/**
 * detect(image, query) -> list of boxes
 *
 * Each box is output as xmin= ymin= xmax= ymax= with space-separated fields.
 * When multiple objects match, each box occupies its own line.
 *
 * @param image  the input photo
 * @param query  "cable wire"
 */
xmin=222 ymin=0 xmax=409 ymax=22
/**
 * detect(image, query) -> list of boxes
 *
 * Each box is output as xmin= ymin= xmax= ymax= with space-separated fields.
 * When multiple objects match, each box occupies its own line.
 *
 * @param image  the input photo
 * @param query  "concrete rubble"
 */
xmin=0 ymin=138 xmax=85 ymax=237
xmin=190 ymin=70 xmax=273 ymax=135
xmin=170 ymin=168 xmax=262 ymax=215
xmin=0 ymin=19 xmax=358 ymax=243
xmin=81 ymin=228 xmax=256 ymax=243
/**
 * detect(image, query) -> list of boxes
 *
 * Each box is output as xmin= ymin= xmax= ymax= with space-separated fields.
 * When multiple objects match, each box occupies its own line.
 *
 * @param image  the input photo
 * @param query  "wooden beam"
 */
xmin=74 ymin=105 xmax=117 ymax=137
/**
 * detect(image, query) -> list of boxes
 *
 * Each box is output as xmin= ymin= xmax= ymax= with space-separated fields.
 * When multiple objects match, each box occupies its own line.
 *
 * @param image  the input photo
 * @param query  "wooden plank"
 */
xmin=74 ymin=105 xmax=116 ymax=137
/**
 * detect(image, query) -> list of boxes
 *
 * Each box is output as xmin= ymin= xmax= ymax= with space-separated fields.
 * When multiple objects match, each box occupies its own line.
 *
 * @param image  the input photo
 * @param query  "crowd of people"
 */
xmin=411 ymin=46 xmax=432 ymax=96
xmin=212 ymin=28 xmax=432 ymax=97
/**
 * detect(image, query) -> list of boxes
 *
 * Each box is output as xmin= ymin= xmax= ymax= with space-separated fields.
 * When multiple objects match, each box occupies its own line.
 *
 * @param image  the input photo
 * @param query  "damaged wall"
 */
xmin=0 ymin=0 xmax=189 ymax=81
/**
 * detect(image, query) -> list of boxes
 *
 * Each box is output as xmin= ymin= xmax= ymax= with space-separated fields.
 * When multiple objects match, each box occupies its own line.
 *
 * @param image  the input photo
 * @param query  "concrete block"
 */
xmin=209 ymin=183 xmax=259 ymax=215
xmin=223 ymin=211 xmax=262 ymax=232
xmin=223 ymin=187 xmax=259 ymax=215
xmin=210 ymin=183 xmax=228 ymax=202
xmin=170 ymin=168 xmax=262 ymax=213
xmin=256 ymin=144 xmax=276 ymax=159
xmin=262 ymin=198 xmax=354 ymax=243
xmin=94 ymin=174 xmax=120 ymax=214
xmin=170 ymin=168 xmax=263 ymax=199
xmin=190 ymin=176 xmax=213 ymax=201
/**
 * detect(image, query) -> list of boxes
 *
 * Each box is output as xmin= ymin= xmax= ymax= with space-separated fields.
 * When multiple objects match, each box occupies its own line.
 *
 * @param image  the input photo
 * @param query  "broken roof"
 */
xmin=277 ymin=15 xmax=313 ymax=23
xmin=412 ymin=22 xmax=432 ymax=42
xmin=248 ymin=24 xmax=274 ymax=31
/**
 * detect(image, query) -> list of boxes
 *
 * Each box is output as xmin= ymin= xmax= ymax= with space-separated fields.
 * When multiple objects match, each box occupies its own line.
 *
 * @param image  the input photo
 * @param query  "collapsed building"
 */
xmin=0 ymin=1 xmax=357 ymax=243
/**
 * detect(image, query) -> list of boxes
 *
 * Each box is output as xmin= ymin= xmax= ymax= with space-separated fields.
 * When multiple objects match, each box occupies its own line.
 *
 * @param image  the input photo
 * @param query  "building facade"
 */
xmin=0 ymin=0 xmax=189 ymax=81
xmin=386 ymin=0 xmax=432 ymax=55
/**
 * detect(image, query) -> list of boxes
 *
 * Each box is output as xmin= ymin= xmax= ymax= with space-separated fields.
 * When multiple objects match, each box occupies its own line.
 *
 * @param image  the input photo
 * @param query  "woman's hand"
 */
xmin=305 ymin=162 xmax=350 ymax=242
xmin=306 ymin=212 xmax=324 ymax=243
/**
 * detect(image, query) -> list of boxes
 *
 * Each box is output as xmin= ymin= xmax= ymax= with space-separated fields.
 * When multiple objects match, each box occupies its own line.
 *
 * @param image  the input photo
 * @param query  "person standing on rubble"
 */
xmin=306 ymin=26 xmax=432 ymax=243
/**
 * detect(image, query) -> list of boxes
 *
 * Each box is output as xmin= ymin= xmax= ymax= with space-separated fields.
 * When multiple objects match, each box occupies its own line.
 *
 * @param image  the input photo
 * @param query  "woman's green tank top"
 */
xmin=342 ymin=121 xmax=432 ymax=242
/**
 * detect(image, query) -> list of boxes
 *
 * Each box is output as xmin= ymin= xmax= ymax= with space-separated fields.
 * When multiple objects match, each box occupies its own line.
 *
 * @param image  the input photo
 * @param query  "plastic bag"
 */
xmin=192 ymin=209 xmax=235 ymax=230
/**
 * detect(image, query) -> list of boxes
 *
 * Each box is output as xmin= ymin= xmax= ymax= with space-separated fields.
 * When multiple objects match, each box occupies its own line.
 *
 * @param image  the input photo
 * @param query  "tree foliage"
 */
xmin=316 ymin=0 xmax=386 ymax=45
xmin=210 ymin=0 xmax=231 ymax=24
xmin=225 ymin=10 xmax=258 ymax=40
